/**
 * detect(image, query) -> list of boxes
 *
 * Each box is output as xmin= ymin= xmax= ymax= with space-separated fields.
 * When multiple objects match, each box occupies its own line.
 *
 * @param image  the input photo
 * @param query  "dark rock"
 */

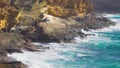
xmin=23 ymin=43 xmax=49 ymax=51
xmin=6 ymin=48 xmax=23 ymax=54
xmin=0 ymin=61 xmax=27 ymax=68
xmin=82 ymin=15 xmax=116 ymax=30
xmin=0 ymin=56 xmax=27 ymax=68
xmin=0 ymin=48 xmax=7 ymax=56
xmin=24 ymin=43 xmax=39 ymax=51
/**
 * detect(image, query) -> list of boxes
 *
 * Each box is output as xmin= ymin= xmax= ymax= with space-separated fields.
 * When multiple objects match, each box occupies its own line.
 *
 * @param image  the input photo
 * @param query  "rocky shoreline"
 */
xmin=0 ymin=14 xmax=116 ymax=68
xmin=0 ymin=31 xmax=49 ymax=68
xmin=0 ymin=0 xmax=117 ymax=68
xmin=0 ymin=13 xmax=116 ymax=68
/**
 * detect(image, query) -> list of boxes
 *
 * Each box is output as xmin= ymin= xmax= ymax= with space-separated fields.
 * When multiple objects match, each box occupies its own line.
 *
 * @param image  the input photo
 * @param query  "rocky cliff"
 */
xmin=0 ymin=0 xmax=93 ymax=30
xmin=47 ymin=0 xmax=94 ymax=17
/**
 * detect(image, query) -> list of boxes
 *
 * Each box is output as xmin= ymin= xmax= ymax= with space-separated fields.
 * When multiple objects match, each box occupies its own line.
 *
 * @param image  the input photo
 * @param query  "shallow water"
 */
xmin=9 ymin=14 xmax=120 ymax=68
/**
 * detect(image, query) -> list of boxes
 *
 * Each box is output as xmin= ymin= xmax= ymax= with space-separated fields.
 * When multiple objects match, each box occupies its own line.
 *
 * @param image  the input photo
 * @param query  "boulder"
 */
xmin=21 ymin=14 xmax=84 ymax=42
xmin=21 ymin=14 xmax=116 ymax=43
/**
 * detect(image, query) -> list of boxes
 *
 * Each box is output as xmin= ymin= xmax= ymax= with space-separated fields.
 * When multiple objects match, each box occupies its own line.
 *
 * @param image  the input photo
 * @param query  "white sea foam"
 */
xmin=8 ymin=42 xmax=79 ymax=68
xmin=74 ymin=36 xmax=93 ymax=43
xmin=103 ymin=13 xmax=120 ymax=17
xmin=8 ymin=49 xmax=66 ymax=68
xmin=8 ymin=51 xmax=55 ymax=68
xmin=77 ymin=53 xmax=89 ymax=57
xmin=9 ymin=40 xmax=92 ymax=68
xmin=91 ymin=23 xmax=120 ymax=32
xmin=7 ymin=37 xmax=102 ymax=68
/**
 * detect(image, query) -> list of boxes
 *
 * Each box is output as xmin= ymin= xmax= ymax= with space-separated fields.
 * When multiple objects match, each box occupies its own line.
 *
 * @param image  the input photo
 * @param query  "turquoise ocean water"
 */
xmin=9 ymin=14 xmax=120 ymax=68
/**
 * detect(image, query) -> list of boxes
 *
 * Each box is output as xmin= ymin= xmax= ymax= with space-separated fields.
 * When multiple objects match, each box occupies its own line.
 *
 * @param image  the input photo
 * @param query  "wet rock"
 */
xmin=0 ymin=61 xmax=27 ymax=68
xmin=24 ymin=43 xmax=39 ymax=51
xmin=0 ymin=56 xmax=27 ymax=68
xmin=6 ymin=48 xmax=23 ymax=54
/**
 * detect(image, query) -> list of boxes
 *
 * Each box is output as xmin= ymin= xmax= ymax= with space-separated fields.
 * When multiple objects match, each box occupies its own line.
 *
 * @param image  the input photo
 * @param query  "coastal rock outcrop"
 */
xmin=0 ymin=0 xmax=117 ymax=67
xmin=0 ymin=30 xmax=42 ymax=54
xmin=21 ymin=14 xmax=82 ymax=42
xmin=0 ymin=31 xmax=41 ymax=67
xmin=21 ymin=14 xmax=115 ymax=42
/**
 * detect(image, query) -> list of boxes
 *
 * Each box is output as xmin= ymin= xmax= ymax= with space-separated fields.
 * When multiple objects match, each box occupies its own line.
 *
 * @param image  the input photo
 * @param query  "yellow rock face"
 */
xmin=0 ymin=19 xmax=7 ymax=29
xmin=0 ymin=0 xmax=93 ymax=30
xmin=47 ymin=0 xmax=93 ymax=17
xmin=0 ymin=0 xmax=19 ymax=30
